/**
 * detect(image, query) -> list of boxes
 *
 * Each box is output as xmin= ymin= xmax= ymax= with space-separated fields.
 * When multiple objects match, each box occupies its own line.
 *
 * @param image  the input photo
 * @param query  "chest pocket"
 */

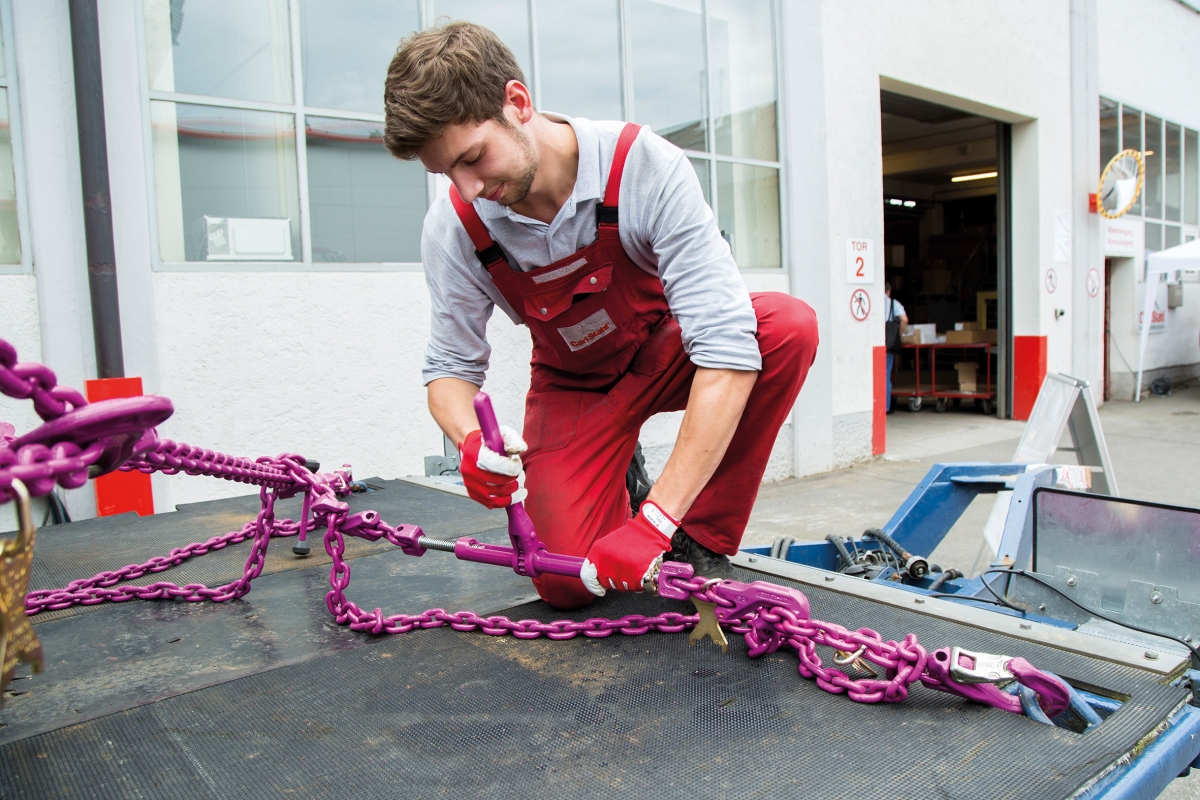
xmin=521 ymin=262 xmax=613 ymax=322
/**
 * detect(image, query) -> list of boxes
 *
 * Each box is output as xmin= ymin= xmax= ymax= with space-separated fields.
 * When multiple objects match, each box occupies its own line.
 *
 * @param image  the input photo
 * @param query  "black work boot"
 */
xmin=625 ymin=443 xmax=653 ymax=515
xmin=669 ymin=529 xmax=736 ymax=582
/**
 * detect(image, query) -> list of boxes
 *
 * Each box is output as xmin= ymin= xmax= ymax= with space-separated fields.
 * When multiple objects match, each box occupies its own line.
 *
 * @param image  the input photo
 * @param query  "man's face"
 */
xmin=418 ymin=115 xmax=538 ymax=206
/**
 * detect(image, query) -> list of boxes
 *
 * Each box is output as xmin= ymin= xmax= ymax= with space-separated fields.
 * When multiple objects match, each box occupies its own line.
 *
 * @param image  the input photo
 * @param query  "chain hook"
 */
xmin=3 ymin=477 xmax=35 ymax=557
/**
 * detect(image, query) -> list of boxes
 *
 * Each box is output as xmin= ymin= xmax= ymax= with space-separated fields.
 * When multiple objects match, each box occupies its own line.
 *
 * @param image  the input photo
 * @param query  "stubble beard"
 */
xmin=499 ymin=123 xmax=538 ymax=207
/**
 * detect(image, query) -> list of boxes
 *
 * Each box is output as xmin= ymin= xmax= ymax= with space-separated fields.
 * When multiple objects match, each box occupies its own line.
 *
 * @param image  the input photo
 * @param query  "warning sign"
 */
xmin=1086 ymin=268 xmax=1100 ymax=298
xmin=850 ymin=288 xmax=871 ymax=321
xmin=1044 ymin=268 xmax=1058 ymax=294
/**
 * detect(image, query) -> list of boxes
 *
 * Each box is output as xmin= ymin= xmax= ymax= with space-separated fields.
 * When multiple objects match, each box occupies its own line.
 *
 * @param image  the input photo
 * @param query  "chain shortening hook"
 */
xmin=1 ymin=478 xmax=45 ymax=704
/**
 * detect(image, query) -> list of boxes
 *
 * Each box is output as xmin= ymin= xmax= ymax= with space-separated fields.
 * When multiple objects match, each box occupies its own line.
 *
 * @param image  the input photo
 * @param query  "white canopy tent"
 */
xmin=1137 ymin=238 xmax=1200 ymax=401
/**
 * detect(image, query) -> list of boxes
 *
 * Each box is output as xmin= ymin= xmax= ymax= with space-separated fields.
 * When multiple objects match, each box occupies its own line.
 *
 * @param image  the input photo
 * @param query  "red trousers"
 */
xmin=522 ymin=292 xmax=819 ymax=609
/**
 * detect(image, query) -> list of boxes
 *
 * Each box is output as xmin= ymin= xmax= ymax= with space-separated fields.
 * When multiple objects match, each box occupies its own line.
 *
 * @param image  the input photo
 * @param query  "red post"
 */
xmin=872 ymin=345 xmax=886 ymax=456
xmin=85 ymin=377 xmax=155 ymax=516
xmin=1012 ymin=336 xmax=1048 ymax=421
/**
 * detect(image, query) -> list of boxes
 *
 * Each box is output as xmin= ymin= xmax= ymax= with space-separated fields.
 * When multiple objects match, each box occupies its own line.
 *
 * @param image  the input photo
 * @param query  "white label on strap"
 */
xmin=532 ymin=256 xmax=589 ymax=284
xmin=640 ymin=501 xmax=677 ymax=538
xmin=557 ymin=308 xmax=616 ymax=352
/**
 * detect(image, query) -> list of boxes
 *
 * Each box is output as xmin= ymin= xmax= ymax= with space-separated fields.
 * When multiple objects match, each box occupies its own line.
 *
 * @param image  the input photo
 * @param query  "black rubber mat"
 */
xmin=28 ymin=479 xmax=501 ymax=623
xmin=0 ymin=565 xmax=1185 ymax=800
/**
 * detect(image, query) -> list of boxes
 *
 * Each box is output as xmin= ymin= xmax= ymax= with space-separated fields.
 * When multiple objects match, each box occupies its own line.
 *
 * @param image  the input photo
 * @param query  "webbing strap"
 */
xmin=450 ymin=121 xmax=643 ymax=262
xmin=449 ymin=185 xmax=496 ymax=253
xmin=601 ymin=123 xmax=642 ymax=209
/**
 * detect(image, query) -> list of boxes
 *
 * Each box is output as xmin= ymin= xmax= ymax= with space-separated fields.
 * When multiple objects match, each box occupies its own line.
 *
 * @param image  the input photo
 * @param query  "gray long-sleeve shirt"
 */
xmin=420 ymin=114 xmax=759 ymax=386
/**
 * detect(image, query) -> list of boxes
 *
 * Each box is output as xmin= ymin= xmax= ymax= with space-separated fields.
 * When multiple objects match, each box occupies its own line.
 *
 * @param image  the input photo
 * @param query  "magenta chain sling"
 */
xmin=0 ymin=337 xmax=1069 ymax=717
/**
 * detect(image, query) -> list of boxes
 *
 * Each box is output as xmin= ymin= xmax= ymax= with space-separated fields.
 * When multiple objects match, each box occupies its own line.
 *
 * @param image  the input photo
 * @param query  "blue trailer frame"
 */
xmin=741 ymin=461 xmax=1200 ymax=799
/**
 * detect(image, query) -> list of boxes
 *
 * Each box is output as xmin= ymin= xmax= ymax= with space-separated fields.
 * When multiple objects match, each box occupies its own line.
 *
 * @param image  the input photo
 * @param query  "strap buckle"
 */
xmin=948 ymin=647 xmax=1015 ymax=685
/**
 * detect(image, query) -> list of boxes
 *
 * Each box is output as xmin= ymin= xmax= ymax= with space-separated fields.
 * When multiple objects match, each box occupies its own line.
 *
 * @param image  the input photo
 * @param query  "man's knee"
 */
xmin=752 ymin=292 xmax=819 ymax=365
xmin=531 ymin=573 xmax=596 ymax=611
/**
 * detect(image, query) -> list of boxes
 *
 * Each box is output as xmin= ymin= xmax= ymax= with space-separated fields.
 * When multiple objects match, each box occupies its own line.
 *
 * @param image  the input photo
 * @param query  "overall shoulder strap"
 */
xmin=596 ymin=122 xmax=642 ymax=226
xmin=449 ymin=185 xmax=507 ymax=267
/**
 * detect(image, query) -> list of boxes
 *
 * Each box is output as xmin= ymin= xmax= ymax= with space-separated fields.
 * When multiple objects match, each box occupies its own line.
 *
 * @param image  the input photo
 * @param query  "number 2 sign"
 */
xmin=846 ymin=238 xmax=874 ymax=285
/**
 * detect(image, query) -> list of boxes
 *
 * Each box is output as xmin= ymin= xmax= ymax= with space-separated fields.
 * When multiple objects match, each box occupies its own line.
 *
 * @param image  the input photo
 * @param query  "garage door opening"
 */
xmin=880 ymin=89 xmax=1012 ymax=419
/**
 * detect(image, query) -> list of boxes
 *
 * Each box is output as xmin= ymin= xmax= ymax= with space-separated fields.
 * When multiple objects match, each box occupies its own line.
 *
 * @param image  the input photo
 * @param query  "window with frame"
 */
xmin=1100 ymin=96 xmax=1199 ymax=252
xmin=0 ymin=0 xmax=27 ymax=272
xmin=143 ymin=0 xmax=783 ymax=269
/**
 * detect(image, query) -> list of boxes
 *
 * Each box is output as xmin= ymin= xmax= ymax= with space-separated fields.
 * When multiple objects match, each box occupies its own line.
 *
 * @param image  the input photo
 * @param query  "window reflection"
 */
xmin=144 ymin=0 xmax=293 ymax=104
xmin=139 ymin=0 xmax=784 ymax=269
xmin=1165 ymin=122 xmax=1181 ymax=223
xmin=1186 ymin=129 xmax=1198 ymax=226
xmin=688 ymin=157 xmax=711 ymax=206
xmin=1145 ymin=221 xmax=1162 ymax=252
xmin=1164 ymin=224 xmax=1180 ymax=251
xmin=1144 ymin=115 xmax=1162 ymax=219
xmin=537 ymin=0 xmax=621 ymax=120
xmin=0 ymin=89 xmax=18 ymax=264
xmin=1099 ymin=97 xmax=1119 ymax=174
xmin=1122 ymin=106 xmax=1141 ymax=216
xmin=717 ymin=162 xmax=779 ymax=268
xmin=152 ymin=102 xmax=300 ymax=262
xmin=629 ymin=0 xmax=707 ymax=152
xmin=301 ymin=0 xmax=419 ymax=114
xmin=433 ymin=0 xmax=532 ymax=80
xmin=708 ymin=0 xmax=776 ymax=161
xmin=306 ymin=117 xmax=425 ymax=262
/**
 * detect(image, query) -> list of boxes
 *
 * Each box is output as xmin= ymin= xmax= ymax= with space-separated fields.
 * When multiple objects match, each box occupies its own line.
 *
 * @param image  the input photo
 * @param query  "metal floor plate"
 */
xmin=0 ymin=486 xmax=1189 ymax=800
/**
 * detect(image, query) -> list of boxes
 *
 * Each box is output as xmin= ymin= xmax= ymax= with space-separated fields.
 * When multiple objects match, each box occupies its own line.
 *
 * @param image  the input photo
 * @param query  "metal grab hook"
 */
xmin=923 ymin=646 xmax=1071 ymax=718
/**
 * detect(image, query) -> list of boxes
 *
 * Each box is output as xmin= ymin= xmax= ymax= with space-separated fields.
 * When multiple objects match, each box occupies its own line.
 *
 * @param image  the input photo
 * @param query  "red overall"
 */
xmin=451 ymin=123 xmax=819 ymax=609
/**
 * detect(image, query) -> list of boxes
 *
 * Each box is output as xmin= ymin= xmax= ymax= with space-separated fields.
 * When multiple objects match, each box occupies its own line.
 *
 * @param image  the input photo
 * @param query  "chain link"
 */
xmin=21 ymin=471 xmax=943 ymax=707
xmin=0 ymin=340 xmax=89 ymax=423
xmin=3 ymin=336 xmax=1043 ymax=712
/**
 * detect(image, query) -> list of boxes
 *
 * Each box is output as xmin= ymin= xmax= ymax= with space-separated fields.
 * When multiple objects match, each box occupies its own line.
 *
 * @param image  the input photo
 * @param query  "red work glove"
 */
xmin=581 ymin=501 xmax=679 ymax=596
xmin=459 ymin=427 xmax=527 ymax=509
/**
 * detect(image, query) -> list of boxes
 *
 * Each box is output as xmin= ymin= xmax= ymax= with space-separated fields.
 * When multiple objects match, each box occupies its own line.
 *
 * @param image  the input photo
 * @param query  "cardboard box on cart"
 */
xmin=955 ymin=361 xmax=979 ymax=392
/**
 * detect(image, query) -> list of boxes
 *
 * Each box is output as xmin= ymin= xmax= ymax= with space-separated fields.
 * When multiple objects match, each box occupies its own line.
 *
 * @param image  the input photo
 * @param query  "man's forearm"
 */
xmin=646 ymin=366 xmax=759 ymax=521
xmin=427 ymin=377 xmax=483 ymax=446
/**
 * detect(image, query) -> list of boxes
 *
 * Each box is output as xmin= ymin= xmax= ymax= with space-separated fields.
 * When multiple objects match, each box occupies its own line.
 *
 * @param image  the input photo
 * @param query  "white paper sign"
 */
xmin=1053 ymin=210 xmax=1072 ymax=264
xmin=1104 ymin=218 xmax=1142 ymax=258
xmin=845 ymin=238 xmax=874 ymax=284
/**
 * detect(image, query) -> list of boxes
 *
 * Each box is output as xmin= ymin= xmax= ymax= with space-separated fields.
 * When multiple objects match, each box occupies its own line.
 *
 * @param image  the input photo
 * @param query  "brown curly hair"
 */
xmin=383 ymin=21 xmax=526 ymax=160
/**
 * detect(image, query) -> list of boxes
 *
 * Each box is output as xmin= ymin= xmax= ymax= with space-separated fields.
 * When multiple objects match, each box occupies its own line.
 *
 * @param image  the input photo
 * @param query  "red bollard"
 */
xmin=85 ymin=377 xmax=155 ymax=516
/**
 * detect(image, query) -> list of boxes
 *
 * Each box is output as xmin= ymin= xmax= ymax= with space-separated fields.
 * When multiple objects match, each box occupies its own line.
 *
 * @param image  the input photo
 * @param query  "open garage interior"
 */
xmin=881 ymin=90 xmax=1008 ymax=416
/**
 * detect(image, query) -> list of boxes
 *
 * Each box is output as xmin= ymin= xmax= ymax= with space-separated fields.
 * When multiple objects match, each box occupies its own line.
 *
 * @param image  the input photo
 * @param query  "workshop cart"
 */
xmin=892 ymin=341 xmax=997 ymax=414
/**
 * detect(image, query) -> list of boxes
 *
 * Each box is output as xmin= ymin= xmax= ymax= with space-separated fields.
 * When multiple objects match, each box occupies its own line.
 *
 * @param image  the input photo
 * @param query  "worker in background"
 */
xmin=383 ymin=22 xmax=818 ymax=609
xmin=885 ymin=281 xmax=908 ymax=414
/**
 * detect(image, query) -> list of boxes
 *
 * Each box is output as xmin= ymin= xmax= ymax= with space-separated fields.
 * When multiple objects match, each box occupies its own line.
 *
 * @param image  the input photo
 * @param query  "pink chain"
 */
xmin=656 ymin=572 xmax=929 ymax=702
xmin=0 ymin=340 xmax=98 ymax=502
xmin=2 ymin=337 xmax=1046 ymax=712
xmin=122 ymin=443 xmax=300 ymax=493
xmin=21 ymin=443 xmax=937 ymax=705
xmin=0 ymin=339 xmax=88 ymax=423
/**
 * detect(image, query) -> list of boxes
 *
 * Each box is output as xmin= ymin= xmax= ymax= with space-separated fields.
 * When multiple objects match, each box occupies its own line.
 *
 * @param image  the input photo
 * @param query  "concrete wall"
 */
xmin=0 ymin=274 xmax=42 ymax=437
xmin=798 ymin=0 xmax=1074 ymax=459
xmin=1097 ymin=0 xmax=1200 ymax=130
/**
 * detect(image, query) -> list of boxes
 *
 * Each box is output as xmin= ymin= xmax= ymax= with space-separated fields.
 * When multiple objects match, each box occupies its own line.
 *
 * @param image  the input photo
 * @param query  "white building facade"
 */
xmin=0 ymin=0 xmax=1197 ymax=520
